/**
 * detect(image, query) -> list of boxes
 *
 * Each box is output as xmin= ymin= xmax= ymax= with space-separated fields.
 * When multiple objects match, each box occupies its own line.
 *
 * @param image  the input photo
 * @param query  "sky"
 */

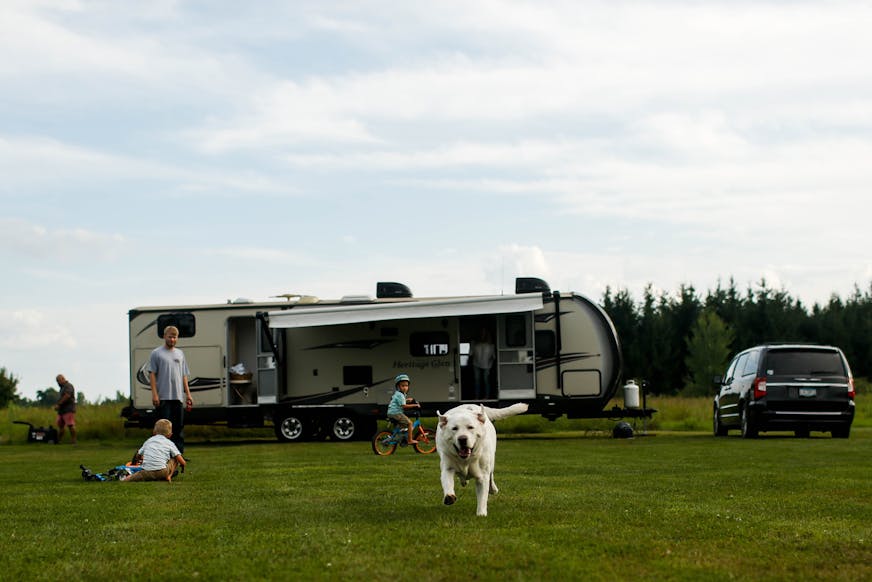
xmin=2 ymin=0 xmax=871 ymax=402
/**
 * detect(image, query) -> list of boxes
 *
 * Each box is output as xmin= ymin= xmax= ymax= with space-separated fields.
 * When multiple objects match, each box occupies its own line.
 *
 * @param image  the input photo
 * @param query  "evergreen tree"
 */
xmin=0 ymin=367 xmax=20 ymax=409
xmin=661 ymin=284 xmax=702 ymax=391
xmin=602 ymin=286 xmax=641 ymax=379
xmin=638 ymin=285 xmax=673 ymax=394
xmin=684 ymin=310 xmax=735 ymax=396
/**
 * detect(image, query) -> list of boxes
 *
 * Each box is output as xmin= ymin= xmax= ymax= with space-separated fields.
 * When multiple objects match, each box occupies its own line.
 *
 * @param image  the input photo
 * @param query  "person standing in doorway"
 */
xmin=148 ymin=325 xmax=193 ymax=454
xmin=54 ymin=374 xmax=77 ymax=445
xmin=470 ymin=328 xmax=496 ymax=400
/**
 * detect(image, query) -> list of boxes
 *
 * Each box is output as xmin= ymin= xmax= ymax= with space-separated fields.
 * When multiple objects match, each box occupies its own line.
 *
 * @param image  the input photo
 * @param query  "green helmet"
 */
xmin=394 ymin=373 xmax=410 ymax=386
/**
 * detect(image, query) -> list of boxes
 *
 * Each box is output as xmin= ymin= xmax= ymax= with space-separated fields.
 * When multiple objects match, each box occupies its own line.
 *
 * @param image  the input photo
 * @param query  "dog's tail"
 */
xmin=483 ymin=403 xmax=528 ymax=421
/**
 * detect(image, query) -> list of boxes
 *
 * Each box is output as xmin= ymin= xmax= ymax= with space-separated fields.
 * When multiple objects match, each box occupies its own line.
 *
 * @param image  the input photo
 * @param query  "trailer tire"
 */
xmin=330 ymin=415 xmax=359 ymax=441
xmin=274 ymin=413 xmax=306 ymax=442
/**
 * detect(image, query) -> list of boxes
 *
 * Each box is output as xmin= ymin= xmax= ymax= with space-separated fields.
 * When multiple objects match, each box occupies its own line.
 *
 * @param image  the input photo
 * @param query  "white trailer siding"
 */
xmin=124 ymin=283 xmax=635 ymax=440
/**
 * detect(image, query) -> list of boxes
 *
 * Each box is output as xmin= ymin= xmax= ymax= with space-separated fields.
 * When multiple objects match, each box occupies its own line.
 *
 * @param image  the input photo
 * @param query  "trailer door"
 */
xmin=497 ymin=312 xmax=535 ymax=399
xmin=256 ymin=317 xmax=279 ymax=404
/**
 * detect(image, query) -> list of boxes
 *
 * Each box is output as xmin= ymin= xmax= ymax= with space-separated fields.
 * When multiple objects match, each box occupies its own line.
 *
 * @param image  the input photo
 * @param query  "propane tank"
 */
xmin=623 ymin=380 xmax=640 ymax=409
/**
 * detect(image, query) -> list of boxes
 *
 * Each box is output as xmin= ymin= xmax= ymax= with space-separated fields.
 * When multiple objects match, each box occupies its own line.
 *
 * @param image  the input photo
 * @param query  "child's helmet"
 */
xmin=394 ymin=373 xmax=410 ymax=386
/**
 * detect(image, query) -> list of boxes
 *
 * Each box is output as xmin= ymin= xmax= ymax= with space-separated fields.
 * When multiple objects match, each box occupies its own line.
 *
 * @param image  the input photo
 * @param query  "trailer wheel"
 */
xmin=330 ymin=415 xmax=358 ymax=441
xmin=274 ymin=414 xmax=306 ymax=442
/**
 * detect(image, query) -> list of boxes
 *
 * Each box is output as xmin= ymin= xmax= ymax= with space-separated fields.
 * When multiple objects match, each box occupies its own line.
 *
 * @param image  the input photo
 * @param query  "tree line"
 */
xmin=602 ymin=279 xmax=872 ymax=396
xmin=0 ymin=367 xmax=128 ymax=409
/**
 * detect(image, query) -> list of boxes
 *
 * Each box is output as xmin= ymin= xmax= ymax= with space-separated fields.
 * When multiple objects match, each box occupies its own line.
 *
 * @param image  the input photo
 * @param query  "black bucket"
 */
xmin=13 ymin=421 xmax=58 ymax=444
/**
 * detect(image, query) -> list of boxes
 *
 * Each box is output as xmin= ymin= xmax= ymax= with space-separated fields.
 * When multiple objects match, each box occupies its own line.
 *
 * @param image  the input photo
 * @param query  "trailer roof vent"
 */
xmin=340 ymin=295 xmax=374 ymax=303
xmin=376 ymin=282 xmax=413 ymax=299
xmin=515 ymin=277 xmax=551 ymax=296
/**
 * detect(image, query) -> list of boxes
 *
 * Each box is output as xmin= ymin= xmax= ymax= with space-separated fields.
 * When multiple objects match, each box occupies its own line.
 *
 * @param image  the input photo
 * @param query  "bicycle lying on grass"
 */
xmin=371 ymin=410 xmax=437 ymax=455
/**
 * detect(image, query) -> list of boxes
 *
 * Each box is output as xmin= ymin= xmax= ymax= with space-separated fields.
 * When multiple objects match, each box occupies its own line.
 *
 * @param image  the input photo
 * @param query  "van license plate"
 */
xmin=799 ymin=388 xmax=816 ymax=397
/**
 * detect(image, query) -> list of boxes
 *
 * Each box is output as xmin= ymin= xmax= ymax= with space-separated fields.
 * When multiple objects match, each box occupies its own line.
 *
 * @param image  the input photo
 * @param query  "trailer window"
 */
xmin=459 ymin=342 xmax=471 ymax=366
xmin=410 ymin=332 xmax=450 ymax=357
xmin=504 ymin=314 xmax=528 ymax=347
xmin=535 ymin=331 xmax=555 ymax=358
xmin=343 ymin=366 xmax=373 ymax=386
xmin=157 ymin=313 xmax=195 ymax=338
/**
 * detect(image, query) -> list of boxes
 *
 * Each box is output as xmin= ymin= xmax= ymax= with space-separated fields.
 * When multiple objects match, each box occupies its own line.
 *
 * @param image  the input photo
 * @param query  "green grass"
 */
xmin=1 ymin=429 xmax=870 ymax=581
xmin=0 ymin=402 xmax=276 ymax=445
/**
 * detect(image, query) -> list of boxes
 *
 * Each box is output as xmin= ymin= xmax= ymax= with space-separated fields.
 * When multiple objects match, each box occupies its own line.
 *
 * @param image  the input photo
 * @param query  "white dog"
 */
xmin=436 ymin=402 xmax=528 ymax=517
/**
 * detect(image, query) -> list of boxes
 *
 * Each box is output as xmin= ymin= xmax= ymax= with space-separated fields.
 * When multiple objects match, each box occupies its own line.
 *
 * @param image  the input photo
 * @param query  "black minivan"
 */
xmin=713 ymin=344 xmax=855 ymax=438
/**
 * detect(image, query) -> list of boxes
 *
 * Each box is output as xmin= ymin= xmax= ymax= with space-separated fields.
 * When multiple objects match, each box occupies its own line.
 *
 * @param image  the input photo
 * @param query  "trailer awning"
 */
xmin=267 ymin=294 xmax=544 ymax=329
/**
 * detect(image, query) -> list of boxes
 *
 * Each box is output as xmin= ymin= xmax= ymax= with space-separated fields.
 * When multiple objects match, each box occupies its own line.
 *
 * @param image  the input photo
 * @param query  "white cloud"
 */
xmin=496 ymin=244 xmax=552 ymax=284
xmin=181 ymin=2 xmax=872 ymax=153
xmin=206 ymin=246 xmax=314 ymax=265
xmin=0 ymin=134 xmax=292 ymax=198
xmin=0 ymin=309 xmax=77 ymax=350
xmin=0 ymin=302 xmax=130 ymax=400
xmin=284 ymin=139 xmax=584 ymax=170
xmin=0 ymin=218 xmax=126 ymax=261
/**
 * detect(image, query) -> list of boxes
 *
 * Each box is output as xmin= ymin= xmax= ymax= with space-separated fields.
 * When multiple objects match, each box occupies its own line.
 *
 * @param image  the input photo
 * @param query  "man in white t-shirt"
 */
xmin=124 ymin=419 xmax=187 ymax=482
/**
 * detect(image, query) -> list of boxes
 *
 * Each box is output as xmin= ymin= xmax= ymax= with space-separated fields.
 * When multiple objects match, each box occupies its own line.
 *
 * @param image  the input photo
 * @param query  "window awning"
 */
xmin=267 ymin=294 xmax=544 ymax=329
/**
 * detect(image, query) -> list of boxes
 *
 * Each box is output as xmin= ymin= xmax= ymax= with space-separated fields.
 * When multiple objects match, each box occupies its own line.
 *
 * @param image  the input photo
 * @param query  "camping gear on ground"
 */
xmin=612 ymin=421 xmax=634 ymax=439
xmin=80 ymin=464 xmax=145 ymax=481
xmin=80 ymin=450 xmax=147 ymax=481
xmin=79 ymin=451 xmax=185 ymax=481
xmin=13 ymin=421 xmax=58 ymax=444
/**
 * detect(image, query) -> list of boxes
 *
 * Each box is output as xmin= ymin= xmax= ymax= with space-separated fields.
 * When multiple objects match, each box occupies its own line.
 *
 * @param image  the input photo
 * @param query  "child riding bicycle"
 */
xmin=387 ymin=373 xmax=420 ymax=444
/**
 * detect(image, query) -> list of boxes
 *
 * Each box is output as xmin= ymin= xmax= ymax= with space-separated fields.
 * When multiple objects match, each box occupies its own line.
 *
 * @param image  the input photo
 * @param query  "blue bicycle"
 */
xmin=371 ymin=410 xmax=436 ymax=455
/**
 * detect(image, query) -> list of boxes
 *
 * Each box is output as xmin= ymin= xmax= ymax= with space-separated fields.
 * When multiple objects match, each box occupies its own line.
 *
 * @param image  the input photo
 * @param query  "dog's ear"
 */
xmin=438 ymin=413 xmax=447 ymax=428
xmin=477 ymin=404 xmax=486 ymax=424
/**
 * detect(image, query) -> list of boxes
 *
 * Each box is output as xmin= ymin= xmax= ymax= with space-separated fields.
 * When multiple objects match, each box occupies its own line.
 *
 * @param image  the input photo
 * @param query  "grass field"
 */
xmin=2 ymin=426 xmax=870 ymax=580
xmin=4 ymin=390 xmax=870 ymax=445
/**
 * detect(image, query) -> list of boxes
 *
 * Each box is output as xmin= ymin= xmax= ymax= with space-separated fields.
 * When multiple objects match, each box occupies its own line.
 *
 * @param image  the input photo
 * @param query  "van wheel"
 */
xmin=740 ymin=406 xmax=758 ymax=439
xmin=713 ymin=406 xmax=728 ymax=437
xmin=274 ymin=414 xmax=306 ymax=442
xmin=331 ymin=415 xmax=358 ymax=441
xmin=832 ymin=426 xmax=851 ymax=439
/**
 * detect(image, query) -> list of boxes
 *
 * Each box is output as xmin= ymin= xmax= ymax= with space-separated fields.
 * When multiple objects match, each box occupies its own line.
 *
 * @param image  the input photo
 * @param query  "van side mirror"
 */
xmin=712 ymin=375 xmax=723 ymax=385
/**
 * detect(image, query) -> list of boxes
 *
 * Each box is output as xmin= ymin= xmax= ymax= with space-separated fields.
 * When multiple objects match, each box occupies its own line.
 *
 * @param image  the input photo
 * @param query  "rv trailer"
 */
xmin=123 ymin=278 xmax=651 ymax=441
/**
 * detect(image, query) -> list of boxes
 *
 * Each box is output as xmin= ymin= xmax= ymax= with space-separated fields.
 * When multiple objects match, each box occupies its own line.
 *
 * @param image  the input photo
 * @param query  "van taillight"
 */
xmin=848 ymin=377 xmax=855 ymax=400
xmin=753 ymin=378 xmax=767 ymax=399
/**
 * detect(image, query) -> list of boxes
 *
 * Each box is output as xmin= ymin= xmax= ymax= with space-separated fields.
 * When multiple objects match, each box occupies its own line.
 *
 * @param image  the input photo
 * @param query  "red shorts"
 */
xmin=57 ymin=412 xmax=76 ymax=427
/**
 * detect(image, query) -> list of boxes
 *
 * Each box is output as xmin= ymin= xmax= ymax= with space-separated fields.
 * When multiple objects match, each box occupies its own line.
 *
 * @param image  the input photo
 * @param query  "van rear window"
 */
xmin=765 ymin=350 xmax=844 ymax=376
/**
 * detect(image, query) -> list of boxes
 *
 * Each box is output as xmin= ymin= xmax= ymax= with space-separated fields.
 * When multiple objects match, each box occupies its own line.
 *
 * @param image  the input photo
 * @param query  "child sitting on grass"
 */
xmin=123 ymin=418 xmax=186 ymax=482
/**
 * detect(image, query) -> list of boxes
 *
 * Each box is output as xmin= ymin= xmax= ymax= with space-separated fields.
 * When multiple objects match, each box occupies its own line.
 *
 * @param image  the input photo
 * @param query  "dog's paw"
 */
xmin=444 ymin=494 xmax=456 ymax=505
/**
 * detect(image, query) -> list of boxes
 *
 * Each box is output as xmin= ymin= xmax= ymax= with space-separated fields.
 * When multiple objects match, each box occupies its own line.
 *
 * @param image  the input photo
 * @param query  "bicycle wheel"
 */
xmin=413 ymin=427 xmax=437 ymax=454
xmin=372 ymin=430 xmax=398 ymax=455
